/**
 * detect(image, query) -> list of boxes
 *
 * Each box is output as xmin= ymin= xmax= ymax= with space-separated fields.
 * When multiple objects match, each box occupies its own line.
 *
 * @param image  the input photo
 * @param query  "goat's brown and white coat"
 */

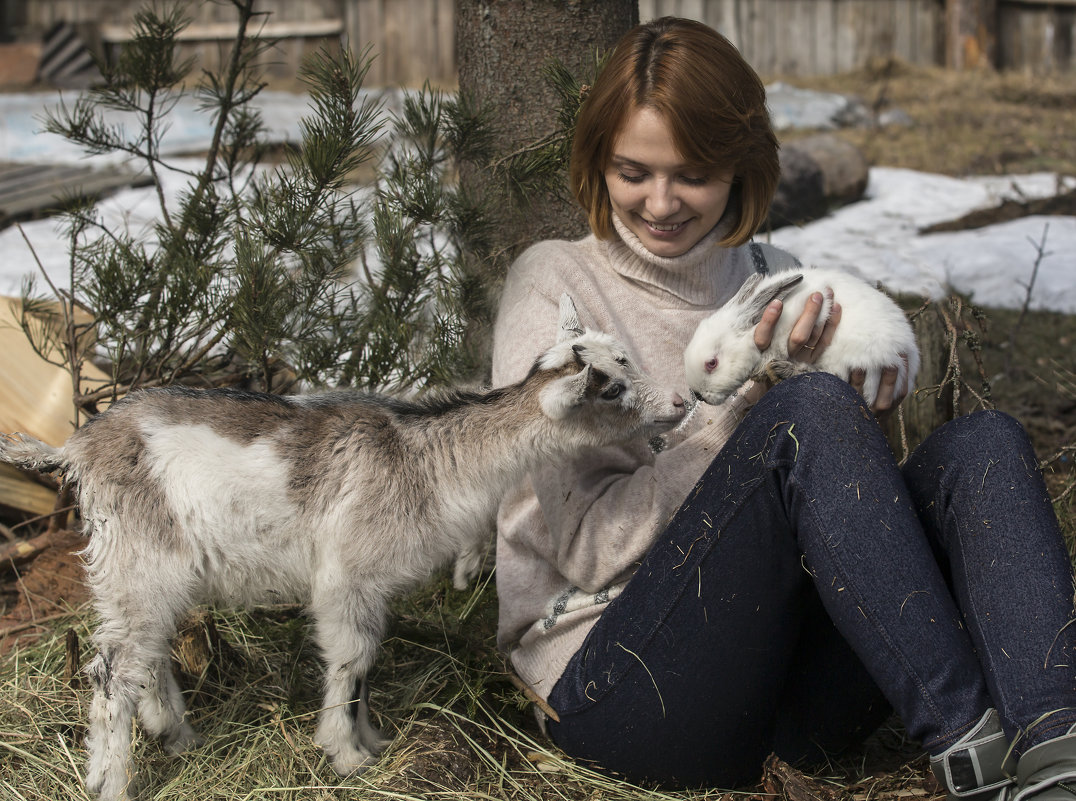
xmin=0 ymin=294 xmax=684 ymax=801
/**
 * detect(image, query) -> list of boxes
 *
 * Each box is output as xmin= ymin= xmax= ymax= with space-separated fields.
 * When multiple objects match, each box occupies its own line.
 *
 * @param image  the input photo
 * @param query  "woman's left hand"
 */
xmin=849 ymin=355 xmax=911 ymax=415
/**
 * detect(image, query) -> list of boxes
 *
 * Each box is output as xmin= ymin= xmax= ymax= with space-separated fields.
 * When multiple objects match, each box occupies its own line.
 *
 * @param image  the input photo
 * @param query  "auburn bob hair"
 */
xmin=570 ymin=17 xmax=779 ymax=248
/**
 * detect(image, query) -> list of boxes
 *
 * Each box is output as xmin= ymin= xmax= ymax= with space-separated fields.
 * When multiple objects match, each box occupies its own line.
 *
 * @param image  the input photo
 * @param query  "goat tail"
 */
xmin=0 ymin=433 xmax=66 ymax=473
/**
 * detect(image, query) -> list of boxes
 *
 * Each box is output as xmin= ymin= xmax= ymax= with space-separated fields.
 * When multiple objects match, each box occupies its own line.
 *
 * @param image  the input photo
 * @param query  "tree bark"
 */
xmin=455 ymin=0 xmax=637 ymax=261
xmin=884 ymin=303 xmax=958 ymax=460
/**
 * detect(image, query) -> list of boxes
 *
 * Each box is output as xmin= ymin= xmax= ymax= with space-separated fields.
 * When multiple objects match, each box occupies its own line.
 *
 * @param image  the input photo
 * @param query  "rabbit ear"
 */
xmin=746 ymin=273 xmax=804 ymax=326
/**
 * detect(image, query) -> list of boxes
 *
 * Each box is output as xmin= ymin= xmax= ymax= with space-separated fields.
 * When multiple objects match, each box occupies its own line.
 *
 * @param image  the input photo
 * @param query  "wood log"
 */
xmin=885 ymin=302 xmax=957 ymax=460
xmin=0 ymin=529 xmax=55 ymax=570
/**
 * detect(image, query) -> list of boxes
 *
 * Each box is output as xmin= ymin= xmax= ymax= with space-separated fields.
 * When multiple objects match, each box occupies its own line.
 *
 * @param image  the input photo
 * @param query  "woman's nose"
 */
xmin=645 ymin=179 xmax=679 ymax=219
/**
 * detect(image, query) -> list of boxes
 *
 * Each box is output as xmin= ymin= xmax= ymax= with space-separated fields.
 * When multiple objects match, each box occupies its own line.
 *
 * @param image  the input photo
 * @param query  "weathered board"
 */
xmin=999 ymin=0 xmax=1076 ymax=71
xmin=0 ymin=297 xmax=112 ymax=516
xmin=639 ymin=0 xmax=944 ymax=75
xmin=12 ymin=0 xmax=1076 ymax=86
xmin=0 ymin=162 xmax=151 ymax=229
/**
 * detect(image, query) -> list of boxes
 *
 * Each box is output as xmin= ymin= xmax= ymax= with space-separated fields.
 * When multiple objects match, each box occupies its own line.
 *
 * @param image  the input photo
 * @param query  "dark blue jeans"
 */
xmin=546 ymin=372 xmax=1076 ymax=789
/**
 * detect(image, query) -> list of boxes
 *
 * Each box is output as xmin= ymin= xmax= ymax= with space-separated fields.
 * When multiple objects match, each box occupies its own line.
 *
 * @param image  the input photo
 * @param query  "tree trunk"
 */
xmin=885 ymin=304 xmax=958 ymax=460
xmin=455 ymin=0 xmax=637 ymax=261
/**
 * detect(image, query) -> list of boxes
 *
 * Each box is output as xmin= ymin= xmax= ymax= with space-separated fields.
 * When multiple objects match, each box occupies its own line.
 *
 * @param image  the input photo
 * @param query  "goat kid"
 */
xmin=0 ymin=294 xmax=685 ymax=801
xmin=684 ymin=268 xmax=920 ymax=407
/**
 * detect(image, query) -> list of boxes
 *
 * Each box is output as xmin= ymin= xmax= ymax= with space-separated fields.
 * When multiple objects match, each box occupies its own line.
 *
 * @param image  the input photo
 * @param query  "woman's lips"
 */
xmin=643 ymin=218 xmax=689 ymax=236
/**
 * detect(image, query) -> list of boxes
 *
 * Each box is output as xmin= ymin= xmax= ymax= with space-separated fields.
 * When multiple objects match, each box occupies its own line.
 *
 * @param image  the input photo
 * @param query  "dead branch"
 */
xmin=0 ymin=529 xmax=56 ymax=571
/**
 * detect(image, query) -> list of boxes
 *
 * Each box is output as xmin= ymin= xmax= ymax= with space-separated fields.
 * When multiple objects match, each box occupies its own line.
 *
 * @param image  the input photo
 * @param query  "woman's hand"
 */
xmin=749 ymin=288 xmax=907 ymax=415
xmin=753 ymin=288 xmax=838 ymax=363
xmin=850 ymin=355 xmax=911 ymax=416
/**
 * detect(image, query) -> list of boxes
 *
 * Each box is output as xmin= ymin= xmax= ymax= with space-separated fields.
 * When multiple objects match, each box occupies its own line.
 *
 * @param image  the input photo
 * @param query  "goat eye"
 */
xmin=601 ymin=383 xmax=623 ymax=400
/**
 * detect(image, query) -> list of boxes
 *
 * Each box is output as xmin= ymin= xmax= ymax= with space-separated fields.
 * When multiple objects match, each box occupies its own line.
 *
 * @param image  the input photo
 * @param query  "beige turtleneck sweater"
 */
xmin=490 ymin=215 xmax=800 ymax=702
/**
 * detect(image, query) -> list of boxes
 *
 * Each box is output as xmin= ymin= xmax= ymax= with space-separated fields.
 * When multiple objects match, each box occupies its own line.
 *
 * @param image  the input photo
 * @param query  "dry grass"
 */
xmin=775 ymin=60 xmax=1076 ymax=178
xmin=0 ymin=576 xmax=770 ymax=801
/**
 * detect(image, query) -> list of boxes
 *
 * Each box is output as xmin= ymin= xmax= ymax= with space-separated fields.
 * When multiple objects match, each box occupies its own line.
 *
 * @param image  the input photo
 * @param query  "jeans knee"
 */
xmin=935 ymin=409 xmax=1034 ymax=462
xmin=761 ymin=371 xmax=862 ymax=415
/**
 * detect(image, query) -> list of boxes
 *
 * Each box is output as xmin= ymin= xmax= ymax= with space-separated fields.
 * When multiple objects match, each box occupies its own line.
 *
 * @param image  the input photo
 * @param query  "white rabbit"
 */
xmin=684 ymin=268 xmax=920 ymax=407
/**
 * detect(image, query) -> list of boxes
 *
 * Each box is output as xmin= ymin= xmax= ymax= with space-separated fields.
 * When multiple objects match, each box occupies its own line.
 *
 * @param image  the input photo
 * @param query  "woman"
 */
xmin=491 ymin=16 xmax=1076 ymax=799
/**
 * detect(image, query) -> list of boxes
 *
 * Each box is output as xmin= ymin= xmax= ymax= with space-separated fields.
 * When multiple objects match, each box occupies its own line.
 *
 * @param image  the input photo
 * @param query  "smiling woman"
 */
xmin=604 ymin=107 xmax=735 ymax=258
xmin=490 ymin=15 xmax=1076 ymax=798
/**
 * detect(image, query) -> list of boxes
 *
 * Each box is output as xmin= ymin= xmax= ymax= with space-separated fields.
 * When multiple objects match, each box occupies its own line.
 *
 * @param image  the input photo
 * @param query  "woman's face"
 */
xmin=604 ymin=106 xmax=734 ymax=259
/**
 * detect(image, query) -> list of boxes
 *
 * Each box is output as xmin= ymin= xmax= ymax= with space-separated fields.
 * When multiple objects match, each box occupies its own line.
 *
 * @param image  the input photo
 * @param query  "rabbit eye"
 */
xmin=704 ymin=357 xmax=719 ymax=373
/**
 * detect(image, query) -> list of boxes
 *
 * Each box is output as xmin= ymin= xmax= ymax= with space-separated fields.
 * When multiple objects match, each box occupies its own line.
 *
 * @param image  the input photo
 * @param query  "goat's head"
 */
xmin=530 ymin=295 xmax=685 ymax=445
xmin=684 ymin=272 xmax=804 ymax=405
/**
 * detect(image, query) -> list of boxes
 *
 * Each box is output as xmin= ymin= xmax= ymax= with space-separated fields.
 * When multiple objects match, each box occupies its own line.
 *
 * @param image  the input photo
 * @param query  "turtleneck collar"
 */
xmin=607 ymin=211 xmax=739 ymax=306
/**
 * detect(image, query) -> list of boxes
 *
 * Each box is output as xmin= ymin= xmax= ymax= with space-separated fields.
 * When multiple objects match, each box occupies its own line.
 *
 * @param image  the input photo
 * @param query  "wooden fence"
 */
xmin=13 ymin=0 xmax=1076 ymax=85
xmin=639 ymin=0 xmax=943 ymax=75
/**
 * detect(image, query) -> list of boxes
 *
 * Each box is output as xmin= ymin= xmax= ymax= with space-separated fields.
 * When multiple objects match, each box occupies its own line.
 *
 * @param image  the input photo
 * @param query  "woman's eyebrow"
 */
xmin=610 ymin=154 xmax=697 ymax=172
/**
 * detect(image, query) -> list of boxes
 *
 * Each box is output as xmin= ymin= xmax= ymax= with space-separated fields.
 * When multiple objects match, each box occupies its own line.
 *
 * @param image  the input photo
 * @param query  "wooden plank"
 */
xmin=0 ymin=296 xmax=112 ymax=516
xmin=99 ymin=18 xmax=344 ymax=43
xmin=352 ymin=0 xmax=386 ymax=86
xmin=921 ymin=0 xmax=946 ymax=65
xmin=894 ymin=0 xmax=915 ymax=62
xmin=833 ymin=0 xmax=858 ymax=72
xmin=1003 ymin=0 xmax=1076 ymax=6
xmin=434 ymin=0 xmax=456 ymax=85
xmin=703 ymin=0 xmax=741 ymax=45
xmin=812 ymin=0 xmax=838 ymax=74
xmin=0 ymin=163 xmax=150 ymax=227
xmin=0 ymin=464 xmax=57 ymax=518
xmin=746 ymin=0 xmax=774 ymax=73
xmin=678 ymin=0 xmax=707 ymax=20
xmin=789 ymin=0 xmax=817 ymax=75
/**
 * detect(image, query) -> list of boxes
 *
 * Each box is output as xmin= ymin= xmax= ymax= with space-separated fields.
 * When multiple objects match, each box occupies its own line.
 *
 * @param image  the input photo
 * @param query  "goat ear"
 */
xmin=539 ymin=364 xmax=590 ymax=419
xmin=747 ymin=273 xmax=804 ymax=326
xmin=558 ymin=293 xmax=585 ymax=342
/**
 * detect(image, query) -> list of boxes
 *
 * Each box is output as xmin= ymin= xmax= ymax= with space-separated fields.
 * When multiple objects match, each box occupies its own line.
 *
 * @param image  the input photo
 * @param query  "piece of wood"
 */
xmin=0 ymin=296 xmax=113 ymax=515
xmin=0 ymin=463 xmax=57 ymax=517
xmin=0 ymin=162 xmax=152 ymax=227
xmin=99 ymin=18 xmax=343 ymax=43
xmin=0 ymin=529 xmax=55 ymax=569
xmin=884 ymin=302 xmax=958 ymax=460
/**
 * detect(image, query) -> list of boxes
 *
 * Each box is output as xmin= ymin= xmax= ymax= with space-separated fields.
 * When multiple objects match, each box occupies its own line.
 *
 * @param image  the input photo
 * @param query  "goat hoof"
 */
xmin=327 ymin=746 xmax=377 ymax=776
xmin=84 ymin=770 xmax=131 ymax=801
xmin=164 ymin=725 xmax=203 ymax=755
